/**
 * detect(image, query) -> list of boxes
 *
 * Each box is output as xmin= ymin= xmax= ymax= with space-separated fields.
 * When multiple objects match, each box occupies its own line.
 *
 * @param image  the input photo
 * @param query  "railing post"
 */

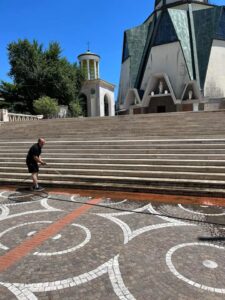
xmin=0 ymin=109 xmax=9 ymax=122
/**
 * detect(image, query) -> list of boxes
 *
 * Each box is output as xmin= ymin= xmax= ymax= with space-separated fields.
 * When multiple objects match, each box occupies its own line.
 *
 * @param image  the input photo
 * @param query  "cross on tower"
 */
xmin=87 ymin=41 xmax=90 ymax=52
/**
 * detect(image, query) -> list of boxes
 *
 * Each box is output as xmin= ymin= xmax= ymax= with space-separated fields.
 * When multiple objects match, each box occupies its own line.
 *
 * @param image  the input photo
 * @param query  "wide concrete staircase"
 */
xmin=1 ymin=110 xmax=225 ymax=196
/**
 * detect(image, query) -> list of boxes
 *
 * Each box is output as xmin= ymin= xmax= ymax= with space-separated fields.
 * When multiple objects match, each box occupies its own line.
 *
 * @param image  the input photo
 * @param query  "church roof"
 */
xmin=155 ymin=0 xmax=209 ymax=10
xmin=122 ymin=22 xmax=150 ymax=87
xmin=134 ymin=4 xmax=225 ymax=90
xmin=193 ymin=6 xmax=225 ymax=88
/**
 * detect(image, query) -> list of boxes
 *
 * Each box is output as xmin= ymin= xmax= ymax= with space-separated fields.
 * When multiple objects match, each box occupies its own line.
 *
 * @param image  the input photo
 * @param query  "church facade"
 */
xmin=118 ymin=0 xmax=225 ymax=114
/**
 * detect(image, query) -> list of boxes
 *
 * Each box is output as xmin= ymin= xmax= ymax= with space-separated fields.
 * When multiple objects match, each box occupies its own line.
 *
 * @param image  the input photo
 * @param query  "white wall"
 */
xmin=204 ymin=39 xmax=225 ymax=98
xmin=140 ymin=42 xmax=190 ymax=99
xmin=99 ymin=87 xmax=115 ymax=117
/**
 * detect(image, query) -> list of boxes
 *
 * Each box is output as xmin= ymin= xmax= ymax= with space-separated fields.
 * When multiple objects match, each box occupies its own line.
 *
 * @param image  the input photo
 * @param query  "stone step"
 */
xmin=0 ymin=136 xmax=224 ymax=143
xmin=1 ymin=177 xmax=225 ymax=197
xmin=1 ymin=148 xmax=225 ymax=154
xmin=2 ymin=143 xmax=225 ymax=150
xmin=1 ymin=111 xmax=225 ymax=195
xmin=1 ymin=157 xmax=225 ymax=166
xmin=2 ymin=138 xmax=225 ymax=144
xmin=2 ymin=167 xmax=225 ymax=180
xmin=2 ymin=127 xmax=225 ymax=133
xmin=1 ymin=171 xmax=225 ymax=186
xmin=1 ymin=152 xmax=225 ymax=160
xmin=3 ymin=132 xmax=225 ymax=139
xmin=3 ymin=163 xmax=225 ymax=173
xmin=1 ymin=173 xmax=225 ymax=191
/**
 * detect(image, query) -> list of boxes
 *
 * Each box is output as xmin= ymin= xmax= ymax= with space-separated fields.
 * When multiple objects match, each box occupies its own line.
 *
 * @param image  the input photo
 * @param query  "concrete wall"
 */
xmin=204 ymin=39 xmax=225 ymax=99
xmin=140 ymin=42 xmax=190 ymax=99
xmin=147 ymin=96 xmax=176 ymax=113
xmin=118 ymin=58 xmax=131 ymax=106
xmin=204 ymin=99 xmax=225 ymax=111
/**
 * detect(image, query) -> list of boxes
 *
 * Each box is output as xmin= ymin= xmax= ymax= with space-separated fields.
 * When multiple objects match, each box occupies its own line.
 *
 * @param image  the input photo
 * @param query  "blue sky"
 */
xmin=0 ymin=0 xmax=224 ymax=97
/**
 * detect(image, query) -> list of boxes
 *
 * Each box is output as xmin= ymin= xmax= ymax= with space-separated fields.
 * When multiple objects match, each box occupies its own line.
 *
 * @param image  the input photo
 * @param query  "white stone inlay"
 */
xmin=52 ymin=234 xmax=61 ymax=240
xmin=97 ymin=204 xmax=194 ymax=244
xmin=27 ymin=231 xmax=37 ymax=237
xmin=203 ymin=260 xmax=218 ymax=269
xmin=148 ymin=203 xmax=189 ymax=224
xmin=0 ymin=205 xmax=10 ymax=220
xmin=0 ymin=198 xmax=61 ymax=221
xmin=101 ymin=199 xmax=127 ymax=206
xmin=108 ymin=255 xmax=135 ymax=300
xmin=178 ymin=204 xmax=225 ymax=216
xmin=41 ymin=198 xmax=62 ymax=211
xmin=0 ymin=255 xmax=135 ymax=299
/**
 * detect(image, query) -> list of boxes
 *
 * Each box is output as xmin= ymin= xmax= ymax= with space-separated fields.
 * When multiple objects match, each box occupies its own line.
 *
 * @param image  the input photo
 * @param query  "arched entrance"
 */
xmin=104 ymin=94 xmax=110 ymax=116
xmin=79 ymin=94 xmax=88 ymax=117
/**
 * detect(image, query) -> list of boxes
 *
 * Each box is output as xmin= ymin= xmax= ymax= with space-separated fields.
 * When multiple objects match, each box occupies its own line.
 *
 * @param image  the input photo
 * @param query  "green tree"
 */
xmin=69 ymin=100 xmax=83 ymax=117
xmin=33 ymin=96 xmax=59 ymax=118
xmin=0 ymin=39 xmax=84 ymax=113
xmin=0 ymin=82 xmax=27 ymax=112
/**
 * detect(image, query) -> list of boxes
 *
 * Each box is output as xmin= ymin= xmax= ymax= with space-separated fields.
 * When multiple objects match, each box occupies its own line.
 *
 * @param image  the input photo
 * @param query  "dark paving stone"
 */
xmin=0 ymin=189 xmax=225 ymax=299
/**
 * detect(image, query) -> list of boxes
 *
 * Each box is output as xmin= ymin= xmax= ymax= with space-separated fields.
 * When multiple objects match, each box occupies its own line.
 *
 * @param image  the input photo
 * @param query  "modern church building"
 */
xmin=118 ymin=0 xmax=225 ymax=114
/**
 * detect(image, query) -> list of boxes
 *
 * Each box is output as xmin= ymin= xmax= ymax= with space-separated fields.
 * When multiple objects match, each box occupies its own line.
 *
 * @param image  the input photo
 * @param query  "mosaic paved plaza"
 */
xmin=0 ymin=188 xmax=225 ymax=299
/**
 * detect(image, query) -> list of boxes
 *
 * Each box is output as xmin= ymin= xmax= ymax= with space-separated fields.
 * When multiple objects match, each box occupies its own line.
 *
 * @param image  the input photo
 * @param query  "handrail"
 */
xmin=0 ymin=109 xmax=43 ymax=122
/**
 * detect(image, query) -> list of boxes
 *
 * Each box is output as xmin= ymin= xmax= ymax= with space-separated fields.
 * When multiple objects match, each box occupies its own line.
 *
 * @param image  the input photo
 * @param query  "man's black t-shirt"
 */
xmin=26 ymin=143 xmax=42 ymax=165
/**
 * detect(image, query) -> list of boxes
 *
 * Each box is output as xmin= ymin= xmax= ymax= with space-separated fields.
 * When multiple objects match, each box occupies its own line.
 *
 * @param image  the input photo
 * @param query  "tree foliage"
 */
xmin=0 ymin=39 xmax=84 ymax=113
xmin=33 ymin=96 xmax=59 ymax=118
xmin=69 ymin=100 xmax=83 ymax=117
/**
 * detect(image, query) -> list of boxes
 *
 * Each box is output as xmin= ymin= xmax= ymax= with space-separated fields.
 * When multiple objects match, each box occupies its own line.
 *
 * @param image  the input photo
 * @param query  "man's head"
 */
xmin=38 ymin=138 xmax=46 ymax=147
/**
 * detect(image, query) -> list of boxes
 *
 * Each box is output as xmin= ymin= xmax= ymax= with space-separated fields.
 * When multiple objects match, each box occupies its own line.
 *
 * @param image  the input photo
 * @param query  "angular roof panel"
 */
xmin=124 ymin=22 xmax=150 ymax=87
xmin=169 ymin=9 xmax=194 ymax=80
xmin=193 ymin=6 xmax=221 ymax=88
xmin=153 ymin=11 xmax=178 ymax=46
xmin=214 ymin=6 xmax=225 ymax=40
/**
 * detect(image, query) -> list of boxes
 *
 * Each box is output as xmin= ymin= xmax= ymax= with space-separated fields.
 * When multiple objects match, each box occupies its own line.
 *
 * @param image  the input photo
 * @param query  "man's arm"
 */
xmin=34 ymin=156 xmax=46 ymax=165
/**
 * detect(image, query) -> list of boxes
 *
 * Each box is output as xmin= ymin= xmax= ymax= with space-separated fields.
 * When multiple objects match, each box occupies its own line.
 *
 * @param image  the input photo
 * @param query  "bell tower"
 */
xmin=78 ymin=50 xmax=100 ymax=80
xmin=77 ymin=49 xmax=115 ymax=118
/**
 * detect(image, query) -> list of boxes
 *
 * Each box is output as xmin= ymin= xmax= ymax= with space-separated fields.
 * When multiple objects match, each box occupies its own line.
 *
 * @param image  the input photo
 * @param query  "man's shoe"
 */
xmin=33 ymin=186 xmax=45 ymax=192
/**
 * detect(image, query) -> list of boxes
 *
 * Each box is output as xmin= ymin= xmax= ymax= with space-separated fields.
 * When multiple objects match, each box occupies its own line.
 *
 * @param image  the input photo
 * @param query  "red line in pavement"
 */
xmin=0 ymin=197 xmax=102 ymax=273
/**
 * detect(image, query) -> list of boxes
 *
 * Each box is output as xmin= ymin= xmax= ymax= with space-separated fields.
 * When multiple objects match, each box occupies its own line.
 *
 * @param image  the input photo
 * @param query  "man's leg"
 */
xmin=31 ymin=172 xmax=38 ymax=188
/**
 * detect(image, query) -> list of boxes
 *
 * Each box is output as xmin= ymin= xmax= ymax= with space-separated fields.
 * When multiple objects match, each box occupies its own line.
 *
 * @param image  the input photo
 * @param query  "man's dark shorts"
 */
xmin=27 ymin=162 xmax=39 ymax=173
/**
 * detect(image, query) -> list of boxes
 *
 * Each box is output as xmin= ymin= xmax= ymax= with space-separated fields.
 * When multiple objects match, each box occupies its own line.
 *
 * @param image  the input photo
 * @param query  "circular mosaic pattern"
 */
xmin=7 ymin=188 xmax=48 ymax=202
xmin=166 ymin=242 xmax=225 ymax=293
xmin=34 ymin=224 xmax=91 ymax=256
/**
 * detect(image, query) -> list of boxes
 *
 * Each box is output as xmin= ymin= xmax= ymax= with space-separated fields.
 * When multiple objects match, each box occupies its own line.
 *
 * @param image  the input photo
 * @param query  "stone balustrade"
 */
xmin=0 ymin=109 xmax=43 ymax=122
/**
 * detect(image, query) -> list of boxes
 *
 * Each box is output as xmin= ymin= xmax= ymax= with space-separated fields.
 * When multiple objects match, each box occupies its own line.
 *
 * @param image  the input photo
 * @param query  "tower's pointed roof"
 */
xmin=154 ymin=0 xmax=208 ymax=10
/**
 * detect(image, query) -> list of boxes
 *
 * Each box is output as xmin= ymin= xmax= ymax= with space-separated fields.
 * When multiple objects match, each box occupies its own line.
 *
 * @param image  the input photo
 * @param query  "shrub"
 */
xmin=69 ymin=100 xmax=83 ymax=117
xmin=33 ymin=96 xmax=59 ymax=118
